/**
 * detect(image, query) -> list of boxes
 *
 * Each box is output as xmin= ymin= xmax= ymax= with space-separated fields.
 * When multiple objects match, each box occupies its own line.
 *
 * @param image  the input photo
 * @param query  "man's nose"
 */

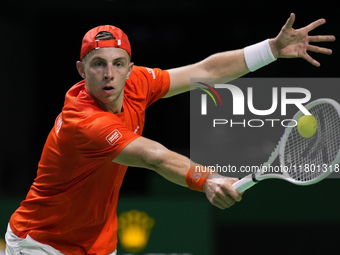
xmin=104 ymin=64 xmax=114 ymax=80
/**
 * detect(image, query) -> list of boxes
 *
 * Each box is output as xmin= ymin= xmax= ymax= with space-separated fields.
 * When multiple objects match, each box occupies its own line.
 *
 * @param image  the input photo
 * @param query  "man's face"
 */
xmin=80 ymin=47 xmax=133 ymax=112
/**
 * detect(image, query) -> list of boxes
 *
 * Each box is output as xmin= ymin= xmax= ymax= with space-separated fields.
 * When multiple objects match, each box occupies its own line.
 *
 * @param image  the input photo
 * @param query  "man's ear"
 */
xmin=76 ymin=61 xmax=86 ymax=79
xmin=126 ymin=62 xmax=134 ymax=80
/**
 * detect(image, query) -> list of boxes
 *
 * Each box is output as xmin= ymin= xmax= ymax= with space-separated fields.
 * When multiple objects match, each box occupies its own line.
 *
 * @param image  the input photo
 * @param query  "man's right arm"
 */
xmin=112 ymin=136 xmax=242 ymax=209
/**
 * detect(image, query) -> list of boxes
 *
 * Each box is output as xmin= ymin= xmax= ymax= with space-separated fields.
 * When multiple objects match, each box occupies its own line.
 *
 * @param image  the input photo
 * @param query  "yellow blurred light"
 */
xmin=118 ymin=210 xmax=155 ymax=253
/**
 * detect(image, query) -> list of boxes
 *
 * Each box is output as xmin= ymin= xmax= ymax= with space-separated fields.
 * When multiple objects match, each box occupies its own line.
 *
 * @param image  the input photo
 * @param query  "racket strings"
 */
xmin=283 ymin=103 xmax=340 ymax=182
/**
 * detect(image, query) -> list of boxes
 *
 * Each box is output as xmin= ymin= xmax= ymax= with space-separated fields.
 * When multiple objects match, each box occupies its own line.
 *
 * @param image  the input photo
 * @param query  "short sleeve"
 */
xmin=75 ymin=115 xmax=140 ymax=161
xmin=129 ymin=66 xmax=170 ymax=107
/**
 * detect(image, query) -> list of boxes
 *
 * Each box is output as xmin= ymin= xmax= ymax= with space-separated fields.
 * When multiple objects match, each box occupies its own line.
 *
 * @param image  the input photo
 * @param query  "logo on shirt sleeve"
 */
xmin=106 ymin=129 xmax=122 ymax=146
xmin=145 ymin=67 xmax=156 ymax=79
xmin=56 ymin=114 xmax=62 ymax=134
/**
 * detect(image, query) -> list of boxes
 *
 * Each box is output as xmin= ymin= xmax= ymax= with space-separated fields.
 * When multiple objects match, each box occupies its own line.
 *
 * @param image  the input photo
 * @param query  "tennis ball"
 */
xmin=297 ymin=115 xmax=317 ymax=138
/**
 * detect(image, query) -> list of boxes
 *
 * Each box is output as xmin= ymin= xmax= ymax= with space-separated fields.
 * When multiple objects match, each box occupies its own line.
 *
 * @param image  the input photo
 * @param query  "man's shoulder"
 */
xmin=126 ymin=65 xmax=168 ymax=93
xmin=129 ymin=65 xmax=165 ymax=80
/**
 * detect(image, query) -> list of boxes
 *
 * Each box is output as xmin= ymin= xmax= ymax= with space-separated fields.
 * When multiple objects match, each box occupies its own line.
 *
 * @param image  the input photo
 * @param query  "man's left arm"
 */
xmin=164 ymin=13 xmax=335 ymax=98
xmin=164 ymin=49 xmax=248 ymax=98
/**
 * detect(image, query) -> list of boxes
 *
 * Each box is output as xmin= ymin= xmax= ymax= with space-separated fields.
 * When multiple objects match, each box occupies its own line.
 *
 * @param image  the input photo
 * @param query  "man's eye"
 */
xmin=95 ymin=62 xmax=103 ymax=66
xmin=115 ymin=62 xmax=122 ymax=67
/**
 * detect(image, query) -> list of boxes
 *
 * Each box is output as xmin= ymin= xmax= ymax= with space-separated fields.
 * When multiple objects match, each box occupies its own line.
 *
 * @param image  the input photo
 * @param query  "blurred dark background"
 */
xmin=0 ymin=0 xmax=339 ymax=254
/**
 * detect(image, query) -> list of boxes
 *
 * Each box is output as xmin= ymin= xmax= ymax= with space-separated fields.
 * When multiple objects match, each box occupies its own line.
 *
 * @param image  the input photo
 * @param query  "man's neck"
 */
xmin=97 ymin=93 xmax=124 ymax=114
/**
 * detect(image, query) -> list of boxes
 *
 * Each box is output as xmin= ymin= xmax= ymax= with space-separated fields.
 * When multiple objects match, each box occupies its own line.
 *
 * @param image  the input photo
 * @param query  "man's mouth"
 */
xmin=103 ymin=86 xmax=114 ymax=93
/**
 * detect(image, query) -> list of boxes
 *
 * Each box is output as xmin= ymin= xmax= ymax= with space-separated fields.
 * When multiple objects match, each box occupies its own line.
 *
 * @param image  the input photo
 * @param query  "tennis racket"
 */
xmin=233 ymin=98 xmax=340 ymax=193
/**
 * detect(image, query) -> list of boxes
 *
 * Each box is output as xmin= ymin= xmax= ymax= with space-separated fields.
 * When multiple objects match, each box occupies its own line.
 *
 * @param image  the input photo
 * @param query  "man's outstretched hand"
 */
xmin=270 ymin=13 xmax=336 ymax=67
xmin=203 ymin=176 xmax=242 ymax=210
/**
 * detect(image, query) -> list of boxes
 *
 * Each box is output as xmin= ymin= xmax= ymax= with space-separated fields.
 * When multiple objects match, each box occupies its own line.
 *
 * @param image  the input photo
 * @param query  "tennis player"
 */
xmin=5 ymin=13 xmax=335 ymax=255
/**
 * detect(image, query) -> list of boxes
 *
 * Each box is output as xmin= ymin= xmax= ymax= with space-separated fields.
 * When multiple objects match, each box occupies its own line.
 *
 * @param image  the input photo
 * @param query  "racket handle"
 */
xmin=232 ymin=176 xmax=257 ymax=193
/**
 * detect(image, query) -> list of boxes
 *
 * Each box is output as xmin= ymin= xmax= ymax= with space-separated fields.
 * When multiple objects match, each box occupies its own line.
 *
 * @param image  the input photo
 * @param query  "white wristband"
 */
xmin=244 ymin=39 xmax=276 ymax=72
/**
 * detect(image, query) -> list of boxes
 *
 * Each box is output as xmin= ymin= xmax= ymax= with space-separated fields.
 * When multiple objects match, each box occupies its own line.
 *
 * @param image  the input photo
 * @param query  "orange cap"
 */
xmin=80 ymin=25 xmax=131 ymax=60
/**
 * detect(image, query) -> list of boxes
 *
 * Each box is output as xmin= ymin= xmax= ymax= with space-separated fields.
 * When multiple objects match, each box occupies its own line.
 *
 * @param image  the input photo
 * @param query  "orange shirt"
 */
xmin=9 ymin=66 xmax=170 ymax=255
